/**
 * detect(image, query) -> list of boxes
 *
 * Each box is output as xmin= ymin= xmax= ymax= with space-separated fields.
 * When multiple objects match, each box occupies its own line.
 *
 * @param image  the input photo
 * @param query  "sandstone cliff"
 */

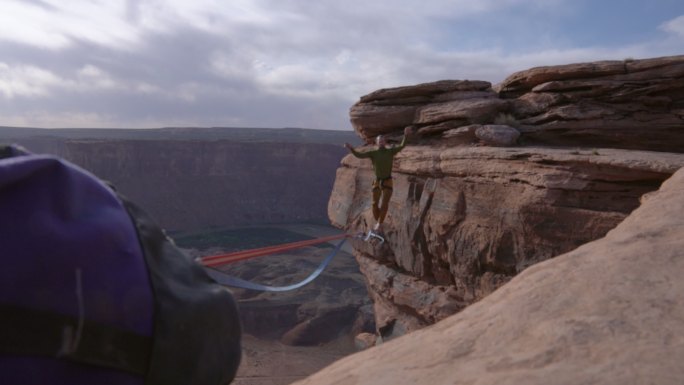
xmin=329 ymin=55 xmax=684 ymax=340
xmin=302 ymin=162 xmax=684 ymax=385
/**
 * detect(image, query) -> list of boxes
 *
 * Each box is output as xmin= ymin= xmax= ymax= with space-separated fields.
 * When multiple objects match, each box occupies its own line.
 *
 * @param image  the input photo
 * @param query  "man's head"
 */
xmin=376 ymin=135 xmax=386 ymax=148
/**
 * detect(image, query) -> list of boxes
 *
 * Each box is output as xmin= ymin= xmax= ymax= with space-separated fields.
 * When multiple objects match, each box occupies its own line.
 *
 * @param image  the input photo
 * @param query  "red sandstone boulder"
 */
xmin=474 ymin=124 xmax=520 ymax=146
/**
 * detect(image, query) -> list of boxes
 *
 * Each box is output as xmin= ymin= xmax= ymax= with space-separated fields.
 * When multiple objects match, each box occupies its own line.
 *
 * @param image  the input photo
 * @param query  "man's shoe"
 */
xmin=363 ymin=230 xmax=385 ymax=244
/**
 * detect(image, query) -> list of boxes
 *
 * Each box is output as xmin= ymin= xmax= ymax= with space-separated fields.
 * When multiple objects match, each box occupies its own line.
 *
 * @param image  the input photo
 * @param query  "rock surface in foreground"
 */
xmin=235 ymin=335 xmax=354 ymax=385
xmin=300 ymin=167 xmax=684 ymax=385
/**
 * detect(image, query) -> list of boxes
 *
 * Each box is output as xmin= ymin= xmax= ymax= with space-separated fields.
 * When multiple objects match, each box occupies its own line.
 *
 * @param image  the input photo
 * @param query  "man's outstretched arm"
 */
xmin=344 ymin=143 xmax=371 ymax=158
xmin=391 ymin=127 xmax=412 ymax=154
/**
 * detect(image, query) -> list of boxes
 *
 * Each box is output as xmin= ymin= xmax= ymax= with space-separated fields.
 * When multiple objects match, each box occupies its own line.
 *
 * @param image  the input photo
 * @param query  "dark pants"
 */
xmin=372 ymin=178 xmax=393 ymax=224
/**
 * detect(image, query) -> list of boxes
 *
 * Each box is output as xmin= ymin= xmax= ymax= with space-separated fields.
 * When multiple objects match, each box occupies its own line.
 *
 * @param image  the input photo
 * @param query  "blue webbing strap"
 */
xmin=203 ymin=238 xmax=347 ymax=292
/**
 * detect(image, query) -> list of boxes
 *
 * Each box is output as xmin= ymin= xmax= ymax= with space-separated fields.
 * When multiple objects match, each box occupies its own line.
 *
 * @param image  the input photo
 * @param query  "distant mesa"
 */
xmin=0 ymin=126 xmax=360 ymax=232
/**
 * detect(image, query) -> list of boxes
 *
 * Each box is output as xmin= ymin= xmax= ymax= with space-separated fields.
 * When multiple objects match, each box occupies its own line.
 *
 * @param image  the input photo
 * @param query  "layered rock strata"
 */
xmin=350 ymin=55 xmax=684 ymax=151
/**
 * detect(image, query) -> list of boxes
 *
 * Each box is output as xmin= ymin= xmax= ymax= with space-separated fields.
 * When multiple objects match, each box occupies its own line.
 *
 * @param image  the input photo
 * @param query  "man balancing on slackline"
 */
xmin=344 ymin=126 xmax=411 ymax=234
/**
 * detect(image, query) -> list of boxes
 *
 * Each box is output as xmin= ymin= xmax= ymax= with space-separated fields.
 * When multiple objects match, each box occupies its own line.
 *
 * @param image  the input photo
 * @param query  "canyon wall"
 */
xmin=329 ymin=55 xmax=684 ymax=340
xmin=65 ymin=139 xmax=346 ymax=231
xmin=2 ymin=128 xmax=356 ymax=232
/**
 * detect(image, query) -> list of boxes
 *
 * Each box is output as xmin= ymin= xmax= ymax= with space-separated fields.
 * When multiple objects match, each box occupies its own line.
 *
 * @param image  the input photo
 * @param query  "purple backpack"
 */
xmin=0 ymin=145 xmax=241 ymax=385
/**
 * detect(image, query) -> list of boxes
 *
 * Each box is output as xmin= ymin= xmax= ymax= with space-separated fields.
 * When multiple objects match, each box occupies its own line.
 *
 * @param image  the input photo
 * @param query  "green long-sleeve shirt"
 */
xmin=349 ymin=136 xmax=407 ymax=180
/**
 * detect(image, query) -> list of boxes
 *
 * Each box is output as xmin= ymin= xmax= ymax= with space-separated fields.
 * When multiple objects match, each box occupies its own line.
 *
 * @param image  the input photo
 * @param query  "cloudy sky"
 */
xmin=1 ymin=0 xmax=683 ymax=130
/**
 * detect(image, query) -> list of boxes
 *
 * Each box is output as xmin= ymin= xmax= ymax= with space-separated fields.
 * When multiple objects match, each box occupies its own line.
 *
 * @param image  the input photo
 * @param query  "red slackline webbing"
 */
xmin=200 ymin=233 xmax=349 ymax=267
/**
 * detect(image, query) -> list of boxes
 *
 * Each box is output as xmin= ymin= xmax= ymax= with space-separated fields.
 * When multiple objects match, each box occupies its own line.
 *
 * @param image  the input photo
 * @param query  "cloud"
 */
xmin=0 ymin=61 xmax=159 ymax=100
xmin=660 ymin=14 xmax=684 ymax=38
xmin=77 ymin=65 xmax=122 ymax=90
xmin=0 ymin=0 xmax=143 ymax=50
xmin=0 ymin=63 xmax=64 ymax=98
xmin=0 ymin=110 xmax=118 ymax=128
xmin=0 ymin=1 xmax=682 ymax=130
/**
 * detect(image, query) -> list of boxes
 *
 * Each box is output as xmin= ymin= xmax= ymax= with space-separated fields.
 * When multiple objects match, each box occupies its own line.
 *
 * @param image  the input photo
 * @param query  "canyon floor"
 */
xmin=234 ymin=335 xmax=356 ymax=385
xmin=176 ymin=223 xmax=368 ymax=385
